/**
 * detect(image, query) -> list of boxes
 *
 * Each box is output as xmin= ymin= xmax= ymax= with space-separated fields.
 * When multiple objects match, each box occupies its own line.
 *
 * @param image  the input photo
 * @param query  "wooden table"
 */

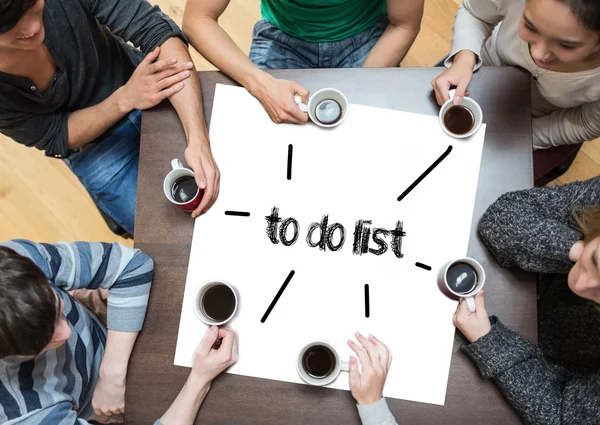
xmin=127 ymin=68 xmax=536 ymax=425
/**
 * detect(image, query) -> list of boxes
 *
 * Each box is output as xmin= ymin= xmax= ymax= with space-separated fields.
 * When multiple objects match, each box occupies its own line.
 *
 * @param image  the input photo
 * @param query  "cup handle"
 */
xmin=171 ymin=158 xmax=183 ymax=170
xmin=465 ymin=296 xmax=476 ymax=313
xmin=294 ymin=94 xmax=309 ymax=113
xmin=448 ymin=89 xmax=458 ymax=103
xmin=340 ymin=360 xmax=350 ymax=373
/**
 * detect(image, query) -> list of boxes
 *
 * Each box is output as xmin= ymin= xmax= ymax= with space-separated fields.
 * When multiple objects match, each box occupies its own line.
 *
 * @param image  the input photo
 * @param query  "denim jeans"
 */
xmin=64 ymin=110 xmax=141 ymax=234
xmin=249 ymin=17 xmax=389 ymax=70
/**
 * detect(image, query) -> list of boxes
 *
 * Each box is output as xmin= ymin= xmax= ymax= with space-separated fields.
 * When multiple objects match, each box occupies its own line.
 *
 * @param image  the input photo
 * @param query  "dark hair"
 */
xmin=0 ymin=246 xmax=57 ymax=358
xmin=557 ymin=0 xmax=600 ymax=32
xmin=0 ymin=0 xmax=37 ymax=34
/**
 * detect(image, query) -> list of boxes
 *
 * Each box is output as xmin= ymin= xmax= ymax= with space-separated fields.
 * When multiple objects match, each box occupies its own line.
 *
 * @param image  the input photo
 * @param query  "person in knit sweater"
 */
xmin=453 ymin=176 xmax=600 ymax=425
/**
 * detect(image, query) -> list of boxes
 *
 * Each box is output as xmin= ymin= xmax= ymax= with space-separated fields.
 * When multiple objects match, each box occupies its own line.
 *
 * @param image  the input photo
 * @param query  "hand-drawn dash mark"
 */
xmin=397 ymin=145 xmax=453 ymax=202
xmin=261 ymin=270 xmax=295 ymax=323
xmin=224 ymin=211 xmax=250 ymax=217
xmin=364 ymin=284 xmax=370 ymax=318
xmin=287 ymin=144 xmax=293 ymax=180
xmin=415 ymin=262 xmax=432 ymax=271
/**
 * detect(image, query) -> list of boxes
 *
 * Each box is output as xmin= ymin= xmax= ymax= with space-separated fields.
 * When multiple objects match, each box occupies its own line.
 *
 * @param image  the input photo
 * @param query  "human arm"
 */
xmin=156 ymin=327 xmax=238 ymax=425
xmin=154 ymin=36 xmax=220 ymax=216
xmin=478 ymin=177 xmax=600 ymax=273
xmin=532 ymin=101 xmax=600 ymax=149
xmin=432 ymin=0 xmax=506 ymax=105
xmin=79 ymin=0 xmax=219 ymax=214
xmin=454 ymin=293 xmax=600 ymax=425
xmin=182 ymin=0 xmax=309 ymax=124
xmin=0 ymin=49 xmax=190 ymax=157
xmin=92 ymin=330 xmax=138 ymax=417
xmin=347 ymin=333 xmax=399 ymax=425
xmin=66 ymin=46 xmax=190 ymax=150
xmin=0 ymin=240 xmax=154 ymax=330
xmin=0 ymin=240 xmax=153 ymax=418
xmin=362 ymin=0 xmax=424 ymax=68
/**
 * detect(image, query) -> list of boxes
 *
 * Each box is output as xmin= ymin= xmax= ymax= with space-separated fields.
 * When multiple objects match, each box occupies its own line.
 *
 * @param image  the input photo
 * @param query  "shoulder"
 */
xmin=489 ymin=0 xmax=525 ymax=13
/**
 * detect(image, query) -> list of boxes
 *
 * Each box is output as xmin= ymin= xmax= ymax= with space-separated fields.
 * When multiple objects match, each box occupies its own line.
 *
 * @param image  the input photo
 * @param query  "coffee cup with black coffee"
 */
xmin=294 ymin=88 xmax=349 ymax=128
xmin=163 ymin=159 xmax=203 ymax=212
xmin=438 ymin=257 xmax=486 ymax=312
xmin=194 ymin=280 xmax=239 ymax=326
xmin=296 ymin=341 xmax=349 ymax=386
xmin=438 ymin=90 xmax=483 ymax=139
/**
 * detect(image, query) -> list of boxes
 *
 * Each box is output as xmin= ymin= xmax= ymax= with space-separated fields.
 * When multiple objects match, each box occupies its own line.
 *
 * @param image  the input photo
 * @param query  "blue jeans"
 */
xmin=249 ymin=18 xmax=389 ymax=69
xmin=64 ymin=110 xmax=141 ymax=234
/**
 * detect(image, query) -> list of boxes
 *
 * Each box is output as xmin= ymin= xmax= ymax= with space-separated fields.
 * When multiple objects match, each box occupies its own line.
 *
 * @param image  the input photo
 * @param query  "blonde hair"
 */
xmin=574 ymin=206 xmax=600 ymax=310
xmin=575 ymin=206 xmax=600 ymax=243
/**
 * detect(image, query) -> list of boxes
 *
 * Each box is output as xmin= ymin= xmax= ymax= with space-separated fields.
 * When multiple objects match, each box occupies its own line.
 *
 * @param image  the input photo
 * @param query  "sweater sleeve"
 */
xmin=0 ymin=109 xmax=71 ymax=158
xmin=8 ymin=401 xmax=96 ymax=425
xmin=82 ymin=0 xmax=187 ymax=53
xmin=478 ymin=177 xmax=600 ymax=273
xmin=445 ymin=0 xmax=507 ymax=69
xmin=0 ymin=240 xmax=154 ymax=333
xmin=356 ymin=398 xmax=399 ymax=425
xmin=532 ymin=100 xmax=600 ymax=149
xmin=462 ymin=316 xmax=600 ymax=425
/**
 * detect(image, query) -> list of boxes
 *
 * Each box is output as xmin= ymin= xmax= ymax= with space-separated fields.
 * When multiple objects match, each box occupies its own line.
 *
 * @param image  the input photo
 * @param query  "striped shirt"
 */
xmin=0 ymin=240 xmax=153 ymax=424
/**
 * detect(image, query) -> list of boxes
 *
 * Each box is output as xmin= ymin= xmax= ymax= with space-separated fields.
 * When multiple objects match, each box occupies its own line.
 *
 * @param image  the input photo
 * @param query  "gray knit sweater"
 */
xmin=466 ymin=176 xmax=600 ymax=425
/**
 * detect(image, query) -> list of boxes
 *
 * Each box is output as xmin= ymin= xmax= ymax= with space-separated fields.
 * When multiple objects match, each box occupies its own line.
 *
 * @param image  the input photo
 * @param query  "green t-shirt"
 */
xmin=261 ymin=0 xmax=388 ymax=43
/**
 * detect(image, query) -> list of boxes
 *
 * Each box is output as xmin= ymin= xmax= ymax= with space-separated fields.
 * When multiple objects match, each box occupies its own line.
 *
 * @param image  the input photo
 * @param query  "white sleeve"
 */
xmin=533 ymin=100 xmax=600 ymax=149
xmin=445 ymin=0 xmax=507 ymax=70
xmin=356 ymin=398 xmax=399 ymax=425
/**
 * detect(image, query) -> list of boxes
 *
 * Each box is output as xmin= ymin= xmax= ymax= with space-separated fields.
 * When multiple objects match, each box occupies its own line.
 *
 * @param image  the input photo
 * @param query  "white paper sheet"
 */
xmin=174 ymin=84 xmax=486 ymax=405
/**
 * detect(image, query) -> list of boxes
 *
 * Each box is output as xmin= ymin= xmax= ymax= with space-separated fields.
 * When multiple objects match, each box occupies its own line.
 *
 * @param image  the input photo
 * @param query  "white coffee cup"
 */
xmin=193 ymin=280 xmax=239 ymax=326
xmin=438 ymin=90 xmax=483 ymax=139
xmin=438 ymin=257 xmax=486 ymax=312
xmin=294 ymin=88 xmax=349 ymax=128
xmin=296 ymin=341 xmax=349 ymax=386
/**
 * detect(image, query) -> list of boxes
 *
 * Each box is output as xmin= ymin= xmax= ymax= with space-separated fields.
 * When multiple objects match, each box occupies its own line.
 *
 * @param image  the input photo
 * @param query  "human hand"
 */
xmin=569 ymin=240 xmax=585 ymax=262
xmin=119 ymin=46 xmax=193 ymax=113
xmin=190 ymin=326 xmax=238 ymax=386
xmin=92 ymin=372 xmax=125 ymax=417
xmin=184 ymin=139 xmax=220 ymax=218
xmin=431 ymin=50 xmax=476 ymax=106
xmin=251 ymin=74 xmax=309 ymax=124
xmin=347 ymin=333 xmax=392 ymax=406
xmin=453 ymin=291 xmax=492 ymax=343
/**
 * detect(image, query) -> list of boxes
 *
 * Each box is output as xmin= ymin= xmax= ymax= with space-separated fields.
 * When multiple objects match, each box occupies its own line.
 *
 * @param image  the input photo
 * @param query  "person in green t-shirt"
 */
xmin=182 ymin=0 xmax=423 ymax=124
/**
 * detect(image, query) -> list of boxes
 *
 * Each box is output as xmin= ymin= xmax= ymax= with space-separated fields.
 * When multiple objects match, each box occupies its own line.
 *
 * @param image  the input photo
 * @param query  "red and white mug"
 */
xmin=163 ymin=159 xmax=203 ymax=212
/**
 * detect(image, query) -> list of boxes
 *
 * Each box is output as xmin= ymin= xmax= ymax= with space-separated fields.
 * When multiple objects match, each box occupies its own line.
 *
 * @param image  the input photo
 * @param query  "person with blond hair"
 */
xmin=453 ymin=176 xmax=600 ymax=424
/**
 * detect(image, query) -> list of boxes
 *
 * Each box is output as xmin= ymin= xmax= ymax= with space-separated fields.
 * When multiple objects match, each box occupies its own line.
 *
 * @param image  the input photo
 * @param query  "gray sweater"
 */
xmin=0 ymin=0 xmax=185 ymax=158
xmin=467 ymin=176 xmax=600 ymax=424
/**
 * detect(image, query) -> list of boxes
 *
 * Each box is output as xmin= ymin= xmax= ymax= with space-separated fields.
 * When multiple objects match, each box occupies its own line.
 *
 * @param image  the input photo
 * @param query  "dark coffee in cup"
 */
xmin=314 ymin=99 xmax=342 ymax=125
xmin=446 ymin=261 xmax=478 ymax=294
xmin=171 ymin=176 xmax=198 ymax=203
xmin=443 ymin=105 xmax=475 ymax=135
xmin=302 ymin=345 xmax=336 ymax=378
xmin=201 ymin=284 xmax=236 ymax=322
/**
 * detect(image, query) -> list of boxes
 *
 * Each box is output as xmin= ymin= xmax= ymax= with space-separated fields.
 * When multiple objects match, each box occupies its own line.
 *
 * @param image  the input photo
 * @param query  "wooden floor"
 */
xmin=0 ymin=0 xmax=598 ymax=245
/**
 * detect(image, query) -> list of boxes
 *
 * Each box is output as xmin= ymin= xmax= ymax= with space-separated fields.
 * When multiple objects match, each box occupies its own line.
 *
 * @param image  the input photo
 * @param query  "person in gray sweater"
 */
xmin=453 ymin=176 xmax=600 ymax=425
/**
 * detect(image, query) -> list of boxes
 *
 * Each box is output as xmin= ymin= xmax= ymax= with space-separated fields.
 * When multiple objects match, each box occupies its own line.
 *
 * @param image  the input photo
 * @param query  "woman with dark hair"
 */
xmin=453 ymin=176 xmax=600 ymax=424
xmin=432 ymin=0 xmax=599 ymax=151
xmin=0 ymin=0 xmax=220 ymax=234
